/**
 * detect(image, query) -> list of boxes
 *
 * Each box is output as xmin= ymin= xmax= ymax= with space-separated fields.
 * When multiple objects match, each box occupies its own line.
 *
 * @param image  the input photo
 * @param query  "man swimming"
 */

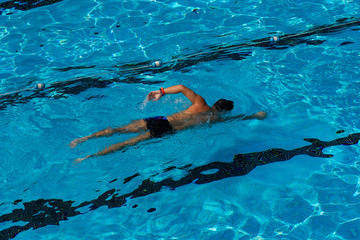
xmin=70 ymin=85 xmax=267 ymax=163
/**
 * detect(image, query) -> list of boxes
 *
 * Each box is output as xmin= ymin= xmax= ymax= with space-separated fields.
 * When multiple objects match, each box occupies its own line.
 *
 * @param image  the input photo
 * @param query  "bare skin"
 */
xmin=70 ymin=85 xmax=267 ymax=163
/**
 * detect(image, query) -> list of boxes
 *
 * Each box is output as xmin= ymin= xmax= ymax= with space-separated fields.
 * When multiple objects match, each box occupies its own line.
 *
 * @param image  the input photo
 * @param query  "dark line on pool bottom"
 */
xmin=0 ymin=133 xmax=359 ymax=239
xmin=0 ymin=0 xmax=63 ymax=15
xmin=1 ymin=17 xmax=359 ymax=111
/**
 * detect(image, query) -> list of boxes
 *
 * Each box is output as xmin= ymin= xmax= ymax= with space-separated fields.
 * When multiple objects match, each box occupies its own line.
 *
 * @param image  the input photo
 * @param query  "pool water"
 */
xmin=1 ymin=0 xmax=360 ymax=239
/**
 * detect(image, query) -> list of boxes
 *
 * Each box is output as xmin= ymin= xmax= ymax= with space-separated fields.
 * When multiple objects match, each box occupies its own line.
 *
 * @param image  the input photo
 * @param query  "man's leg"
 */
xmin=70 ymin=120 xmax=147 ymax=148
xmin=74 ymin=131 xmax=152 ymax=163
xmin=113 ymin=119 xmax=147 ymax=133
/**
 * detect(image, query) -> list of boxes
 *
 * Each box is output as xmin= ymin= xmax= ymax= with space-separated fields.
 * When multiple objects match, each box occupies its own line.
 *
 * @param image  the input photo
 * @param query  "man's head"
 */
xmin=212 ymin=99 xmax=234 ymax=112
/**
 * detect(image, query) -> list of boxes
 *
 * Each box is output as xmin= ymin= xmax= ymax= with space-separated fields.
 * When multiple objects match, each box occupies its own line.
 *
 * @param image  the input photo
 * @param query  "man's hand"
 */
xmin=146 ymin=90 xmax=162 ymax=101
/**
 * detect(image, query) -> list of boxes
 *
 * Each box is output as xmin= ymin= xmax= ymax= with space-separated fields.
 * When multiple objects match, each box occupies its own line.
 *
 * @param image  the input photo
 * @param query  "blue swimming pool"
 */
xmin=1 ymin=0 xmax=360 ymax=239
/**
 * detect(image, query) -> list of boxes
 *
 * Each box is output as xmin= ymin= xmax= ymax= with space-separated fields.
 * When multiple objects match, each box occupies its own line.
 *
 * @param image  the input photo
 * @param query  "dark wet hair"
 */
xmin=213 ymin=99 xmax=234 ymax=112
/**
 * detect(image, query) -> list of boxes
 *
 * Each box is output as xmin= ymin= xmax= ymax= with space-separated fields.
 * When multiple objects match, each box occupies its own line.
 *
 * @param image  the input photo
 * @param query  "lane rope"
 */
xmin=1 ymin=19 xmax=359 ymax=97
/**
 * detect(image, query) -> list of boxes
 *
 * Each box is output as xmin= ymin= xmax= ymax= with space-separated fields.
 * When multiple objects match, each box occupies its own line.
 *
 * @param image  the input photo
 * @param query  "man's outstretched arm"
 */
xmin=147 ymin=85 xmax=206 ymax=105
xmin=242 ymin=111 xmax=267 ymax=120
xmin=225 ymin=111 xmax=267 ymax=121
xmin=146 ymin=85 xmax=210 ymax=113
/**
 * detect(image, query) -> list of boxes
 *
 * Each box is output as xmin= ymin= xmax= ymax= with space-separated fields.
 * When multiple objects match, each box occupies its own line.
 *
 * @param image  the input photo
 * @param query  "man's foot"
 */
xmin=72 ymin=153 xmax=94 ymax=165
xmin=73 ymin=157 xmax=86 ymax=164
xmin=70 ymin=137 xmax=87 ymax=148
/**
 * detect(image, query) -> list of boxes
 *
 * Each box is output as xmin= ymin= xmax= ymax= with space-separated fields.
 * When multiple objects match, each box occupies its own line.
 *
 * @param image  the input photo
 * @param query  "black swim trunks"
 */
xmin=144 ymin=116 xmax=174 ymax=138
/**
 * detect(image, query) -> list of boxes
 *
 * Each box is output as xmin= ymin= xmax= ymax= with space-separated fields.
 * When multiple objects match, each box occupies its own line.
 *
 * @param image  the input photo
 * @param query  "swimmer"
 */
xmin=70 ymin=85 xmax=267 ymax=163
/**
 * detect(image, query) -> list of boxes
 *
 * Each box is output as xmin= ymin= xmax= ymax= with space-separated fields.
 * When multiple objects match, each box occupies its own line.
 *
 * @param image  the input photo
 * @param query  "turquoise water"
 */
xmin=1 ymin=0 xmax=360 ymax=239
